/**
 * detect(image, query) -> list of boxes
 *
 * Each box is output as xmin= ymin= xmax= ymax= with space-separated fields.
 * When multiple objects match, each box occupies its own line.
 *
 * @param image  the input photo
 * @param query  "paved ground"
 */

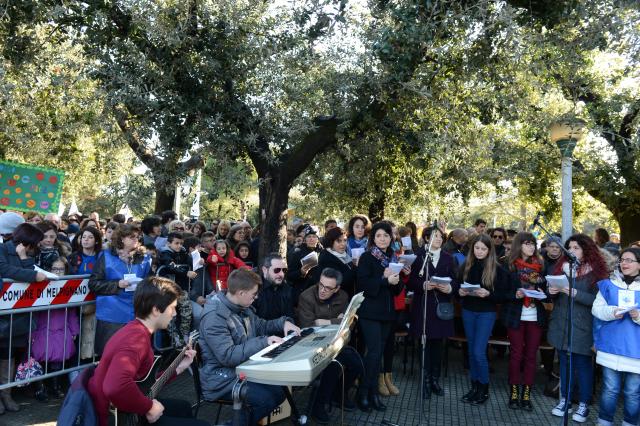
xmin=3 ymin=342 xmax=619 ymax=426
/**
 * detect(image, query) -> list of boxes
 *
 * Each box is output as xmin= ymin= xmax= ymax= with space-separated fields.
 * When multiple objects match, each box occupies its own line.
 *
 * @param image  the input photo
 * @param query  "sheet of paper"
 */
xmin=618 ymin=289 xmax=636 ymax=308
xmin=350 ymin=247 xmax=365 ymax=259
xmin=398 ymin=254 xmax=417 ymax=267
xmin=154 ymin=237 xmax=168 ymax=250
xmin=617 ymin=303 xmax=639 ymax=315
xmin=432 ymin=276 xmax=452 ymax=285
xmin=191 ymin=250 xmax=203 ymax=271
xmin=461 ymin=282 xmax=481 ymax=294
xmin=34 ymin=265 xmax=59 ymax=279
xmin=545 ymin=275 xmax=569 ymax=289
xmin=300 ymin=251 xmax=319 ymax=268
xmin=389 ymin=262 xmax=404 ymax=274
xmin=401 ymin=236 xmax=412 ymax=249
xmin=123 ymin=273 xmax=142 ymax=292
xmin=519 ymin=288 xmax=547 ymax=299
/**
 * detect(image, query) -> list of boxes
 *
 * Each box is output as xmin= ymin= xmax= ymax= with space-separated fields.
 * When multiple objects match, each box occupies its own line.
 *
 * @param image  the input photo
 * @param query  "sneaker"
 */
xmin=572 ymin=403 xmax=589 ymax=423
xmin=551 ymin=398 xmax=572 ymax=416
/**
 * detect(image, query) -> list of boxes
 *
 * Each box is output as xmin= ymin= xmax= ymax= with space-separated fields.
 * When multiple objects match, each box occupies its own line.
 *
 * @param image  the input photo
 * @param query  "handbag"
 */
xmin=434 ymin=292 xmax=454 ymax=321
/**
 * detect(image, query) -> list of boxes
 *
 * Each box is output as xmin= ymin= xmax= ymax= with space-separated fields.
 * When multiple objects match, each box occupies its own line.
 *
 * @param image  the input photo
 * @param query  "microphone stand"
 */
xmin=416 ymin=225 xmax=437 ymax=425
xmin=531 ymin=220 xmax=579 ymax=426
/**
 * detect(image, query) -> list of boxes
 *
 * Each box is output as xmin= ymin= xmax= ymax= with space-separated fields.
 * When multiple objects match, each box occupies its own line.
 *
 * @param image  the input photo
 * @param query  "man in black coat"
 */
xmin=253 ymin=253 xmax=296 ymax=322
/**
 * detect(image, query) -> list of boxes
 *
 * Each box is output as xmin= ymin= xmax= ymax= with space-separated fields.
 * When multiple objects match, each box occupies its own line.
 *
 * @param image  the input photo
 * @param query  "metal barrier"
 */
xmin=0 ymin=275 xmax=95 ymax=390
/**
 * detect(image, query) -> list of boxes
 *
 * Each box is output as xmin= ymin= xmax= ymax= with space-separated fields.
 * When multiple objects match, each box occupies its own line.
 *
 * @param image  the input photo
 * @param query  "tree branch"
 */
xmin=112 ymin=106 xmax=159 ymax=169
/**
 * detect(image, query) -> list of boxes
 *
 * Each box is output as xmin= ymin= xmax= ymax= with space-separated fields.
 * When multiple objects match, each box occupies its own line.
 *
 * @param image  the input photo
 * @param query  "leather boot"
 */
xmin=520 ymin=385 xmax=533 ymax=411
xmin=430 ymin=377 xmax=444 ymax=396
xmin=356 ymin=387 xmax=371 ymax=413
xmin=49 ymin=376 xmax=65 ymax=399
xmin=422 ymin=375 xmax=432 ymax=400
xmin=377 ymin=374 xmax=390 ymax=396
xmin=0 ymin=359 xmax=19 ymax=412
xmin=471 ymin=383 xmax=489 ymax=405
xmin=35 ymin=381 xmax=49 ymax=402
xmin=369 ymin=389 xmax=387 ymax=412
xmin=461 ymin=380 xmax=478 ymax=403
xmin=384 ymin=372 xmax=399 ymax=396
xmin=508 ymin=384 xmax=520 ymax=409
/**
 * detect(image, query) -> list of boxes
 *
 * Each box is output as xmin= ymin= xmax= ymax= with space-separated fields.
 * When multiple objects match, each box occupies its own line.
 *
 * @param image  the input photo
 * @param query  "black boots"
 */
xmin=509 ymin=384 xmax=520 ymax=409
xmin=520 ymin=385 xmax=533 ymax=411
xmin=461 ymin=380 xmax=479 ymax=403
xmin=430 ymin=377 xmax=444 ymax=396
xmin=471 ymin=383 xmax=489 ymax=405
xmin=369 ymin=389 xmax=387 ymax=412
xmin=356 ymin=388 xmax=371 ymax=412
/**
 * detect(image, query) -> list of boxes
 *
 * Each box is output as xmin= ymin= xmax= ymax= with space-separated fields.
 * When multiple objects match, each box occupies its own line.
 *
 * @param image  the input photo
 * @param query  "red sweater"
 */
xmin=87 ymin=320 xmax=155 ymax=426
xmin=206 ymin=248 xmax=250 ymax=290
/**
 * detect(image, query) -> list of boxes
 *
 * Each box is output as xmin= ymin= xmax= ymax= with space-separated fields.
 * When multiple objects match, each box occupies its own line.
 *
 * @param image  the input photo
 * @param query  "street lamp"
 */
xmin=549 ymin=119 xmax=587 ymax=242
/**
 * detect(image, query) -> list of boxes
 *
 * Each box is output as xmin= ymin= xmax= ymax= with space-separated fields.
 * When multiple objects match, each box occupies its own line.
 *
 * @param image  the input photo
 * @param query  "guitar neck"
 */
xmin=148 ymin=348 xmax=187 ymax=399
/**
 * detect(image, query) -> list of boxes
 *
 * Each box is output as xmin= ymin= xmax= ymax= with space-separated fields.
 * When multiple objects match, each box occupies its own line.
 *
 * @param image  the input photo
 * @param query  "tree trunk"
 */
xmin=615 ymin=207 xmax=640 ymax=248
xmin=154 ymin=178 xmax=176 ymax=215
xmin=368 ymin=193 xmax=386 ymax=222
xmin=257 ymin=177 xmax=290 ymax=263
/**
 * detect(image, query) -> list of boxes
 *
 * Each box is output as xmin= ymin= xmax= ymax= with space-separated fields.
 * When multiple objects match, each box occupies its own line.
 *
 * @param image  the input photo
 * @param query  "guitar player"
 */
xmin=199 ymin=267 xmax=301 ymax=425
xmin=87 ymin=276 xmax=210 ymax=426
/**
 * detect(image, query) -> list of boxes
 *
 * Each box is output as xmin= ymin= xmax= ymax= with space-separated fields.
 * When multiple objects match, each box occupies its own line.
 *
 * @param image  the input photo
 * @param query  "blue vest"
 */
xmin=95 ymin=251 xmax=152 ymax=324
xmin=593 ymin=279 xmax=640 ymax=359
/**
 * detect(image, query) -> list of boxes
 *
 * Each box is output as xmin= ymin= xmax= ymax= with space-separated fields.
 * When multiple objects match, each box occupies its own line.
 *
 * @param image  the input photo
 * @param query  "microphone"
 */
xmin=528 ymin=212 xmax=543 ymax=231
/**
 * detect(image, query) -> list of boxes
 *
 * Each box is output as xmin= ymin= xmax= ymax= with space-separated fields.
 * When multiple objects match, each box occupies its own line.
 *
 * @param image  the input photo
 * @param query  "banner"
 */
xmin=0 ymin=278 xmax=94 ymax=310
xmin=0 ymin=160 xmax=65 ymax=214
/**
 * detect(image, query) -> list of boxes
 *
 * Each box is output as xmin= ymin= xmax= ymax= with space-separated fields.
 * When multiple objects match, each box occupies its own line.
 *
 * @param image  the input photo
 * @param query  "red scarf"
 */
xmin=513 ymin=257 xmax=544 ymax=307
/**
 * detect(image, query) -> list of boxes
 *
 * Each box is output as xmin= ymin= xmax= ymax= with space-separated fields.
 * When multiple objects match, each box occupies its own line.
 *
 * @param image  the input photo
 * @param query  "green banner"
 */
xmin=0 ymin=160 xmax=65 ymax=214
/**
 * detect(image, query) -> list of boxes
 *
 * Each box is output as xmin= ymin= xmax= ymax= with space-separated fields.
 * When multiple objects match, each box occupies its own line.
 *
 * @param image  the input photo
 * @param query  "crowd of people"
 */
xmin=0 ymin=209 xmax=639 ymax=426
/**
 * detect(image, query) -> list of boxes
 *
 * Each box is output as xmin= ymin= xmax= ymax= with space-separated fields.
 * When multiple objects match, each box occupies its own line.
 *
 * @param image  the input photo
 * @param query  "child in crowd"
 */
xmin=184 ymin=236 xmax=213 ymax=328
xmin=235 ymin=241 xmax=253 ymax=268
xmin=32 ymin=257 xmax=79 ymax=402
xmin=206 ymin=239 xmax=250 ymax=290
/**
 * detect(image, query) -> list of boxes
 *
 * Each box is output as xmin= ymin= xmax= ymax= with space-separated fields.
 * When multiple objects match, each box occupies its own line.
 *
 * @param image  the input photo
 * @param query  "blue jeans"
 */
xmin=222 ymin=382 xmax=285 ymax=425
xmin=558 ymin=350 xmax=593 ymax=404
xmin=598 ymin=366 xmax=640 ymax=424
xmin=461 ymin=309 xmax=496 ymax=384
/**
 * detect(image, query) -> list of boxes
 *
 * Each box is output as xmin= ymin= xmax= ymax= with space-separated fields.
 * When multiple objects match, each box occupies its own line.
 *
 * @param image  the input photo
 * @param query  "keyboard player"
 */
xmin=296 ymin=268 xmax=364 ymax=424
xmin=199 ymin=268 xmax=301 ymax=425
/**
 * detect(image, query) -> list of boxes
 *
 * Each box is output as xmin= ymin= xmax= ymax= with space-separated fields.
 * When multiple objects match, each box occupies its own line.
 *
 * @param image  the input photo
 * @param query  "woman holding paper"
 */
xmin=88 ymin=224 xmax=153 ymax=355
xmin=407 ymin=225 xmax=457 ymax=399
xmin=547 ymin=233 xmax=608 ymax=423
xmin=356 ymin=221 xmax=408 ymax=412
xmin=314 ymin=227 xmax=356 ymax=297
xmin=346 ymin=214 xmax=371 ymax=261
xmin=458 ymin=233 xmax=510 ymax=405
xmin=502 ymin=232 xmax=547 ymax=410
xmin=591 ymin=247 xmax=640 ymax=426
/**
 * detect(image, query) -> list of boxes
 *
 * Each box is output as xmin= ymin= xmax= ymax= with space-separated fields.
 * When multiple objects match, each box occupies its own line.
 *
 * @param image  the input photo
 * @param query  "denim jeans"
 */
xmin=598 ymin=366 xmax=640 ymax=425
xmin=558 ymin=350 xmax=593 ymax=404
xmin=461 ymin=309 xmax=496 ymax=384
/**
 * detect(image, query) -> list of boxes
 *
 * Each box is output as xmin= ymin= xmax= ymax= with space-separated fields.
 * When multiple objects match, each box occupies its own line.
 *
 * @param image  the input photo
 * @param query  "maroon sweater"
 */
xmin=87 ymin=320 xmax=155 ymax=426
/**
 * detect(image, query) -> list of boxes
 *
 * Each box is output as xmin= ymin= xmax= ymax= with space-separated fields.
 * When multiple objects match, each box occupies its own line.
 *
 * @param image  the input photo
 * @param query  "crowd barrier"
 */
xmin=0 ymin=275 xmax=96 ymax=390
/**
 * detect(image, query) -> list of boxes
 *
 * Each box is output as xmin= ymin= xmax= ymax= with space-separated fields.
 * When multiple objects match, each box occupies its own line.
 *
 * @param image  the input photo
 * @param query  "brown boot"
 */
xmin=377 ymin=374 xmax=390 ymax=396
xmin=384 ymin=372 xmax=400 ymax=396
xmin=0 ymin=359 xmax=20 ymax=412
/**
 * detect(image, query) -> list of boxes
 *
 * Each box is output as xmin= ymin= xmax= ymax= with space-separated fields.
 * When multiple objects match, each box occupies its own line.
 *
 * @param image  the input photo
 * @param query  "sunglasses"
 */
xmin=492 ymin=235 xmax=504 ymax=240
xmin=272 ymin=267 xmax=288 ymax=274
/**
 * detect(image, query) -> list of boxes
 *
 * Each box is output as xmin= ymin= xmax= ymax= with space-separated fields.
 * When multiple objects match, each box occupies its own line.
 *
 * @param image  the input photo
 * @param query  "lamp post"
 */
xmin=549 ymin=119 xmax=586 ymax=242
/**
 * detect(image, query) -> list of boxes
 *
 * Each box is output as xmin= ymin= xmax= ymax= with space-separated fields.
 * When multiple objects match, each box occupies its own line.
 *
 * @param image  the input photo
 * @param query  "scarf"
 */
xmin=370 ymin=246 xmax=397 ymax=268
xmin=514 ymin=257 xmax=544 ymax=307
xmin=327 ymin=248 xmax=352 ymax=264
xmin=430 ymin=248 xmax=441 ymax=268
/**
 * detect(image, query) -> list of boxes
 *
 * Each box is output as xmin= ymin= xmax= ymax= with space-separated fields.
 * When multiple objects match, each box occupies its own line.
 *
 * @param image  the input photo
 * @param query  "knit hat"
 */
xmin=0 ymin=212 xmax=25 ymax=235
xmin=301 ymin=224 xmax=317 ymax=238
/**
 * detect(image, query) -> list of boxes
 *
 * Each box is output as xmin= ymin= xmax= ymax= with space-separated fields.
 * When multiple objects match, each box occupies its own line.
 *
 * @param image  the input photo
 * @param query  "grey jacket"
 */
xmin=198 ymin=292 xmax=288 ymax=400
xmin=547 ymin=265 xmax=599 ymax=356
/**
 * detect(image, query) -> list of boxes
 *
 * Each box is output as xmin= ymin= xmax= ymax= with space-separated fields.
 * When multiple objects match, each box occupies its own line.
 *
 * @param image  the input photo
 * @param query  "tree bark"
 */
xmin=257 ymin=175 xmax=290 ymax=261
xmin=614 ymin=206 xmax=640 ymax=248
xmin=153 ymin=178 xmax=176 ymax=214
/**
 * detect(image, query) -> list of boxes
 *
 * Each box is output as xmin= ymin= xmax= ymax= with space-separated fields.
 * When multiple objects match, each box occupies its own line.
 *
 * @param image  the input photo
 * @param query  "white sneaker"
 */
xmin=572 ymin=403 xmax=589 ymax=423
xmin=551 ymin=398 xmax=572 ymax=416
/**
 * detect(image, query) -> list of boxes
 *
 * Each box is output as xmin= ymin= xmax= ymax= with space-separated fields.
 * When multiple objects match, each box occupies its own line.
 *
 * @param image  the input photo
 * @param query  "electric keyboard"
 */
xmin=236 ymin=292 xmax=364 ymax=386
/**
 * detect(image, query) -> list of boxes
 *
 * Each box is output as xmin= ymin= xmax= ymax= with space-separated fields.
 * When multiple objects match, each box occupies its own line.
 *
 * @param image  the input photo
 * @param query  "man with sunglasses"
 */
xmin=492 ymin=227 xmax=507 ymax=258
xmin=253 ymin=253 xmax=297 ymax=321
xmin=296 ymin=268 xmax=363 ymax=423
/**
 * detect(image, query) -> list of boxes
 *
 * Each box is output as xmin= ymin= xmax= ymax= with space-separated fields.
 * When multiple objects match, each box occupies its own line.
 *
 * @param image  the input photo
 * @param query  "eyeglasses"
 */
xmin=319 ymin=282 xmax=337 ymax=292
xmin=522 ymin=241 xmax=535 ymax=246
xmin=272 ymin=267 xmax=288 ymax=274
xmin=174 ymin=227 xmax=185 ymax=231
xmin=51 ymin=268 xmax=66 ymax=273
xmin=619 ymin=258 xmax=639 ymax=265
